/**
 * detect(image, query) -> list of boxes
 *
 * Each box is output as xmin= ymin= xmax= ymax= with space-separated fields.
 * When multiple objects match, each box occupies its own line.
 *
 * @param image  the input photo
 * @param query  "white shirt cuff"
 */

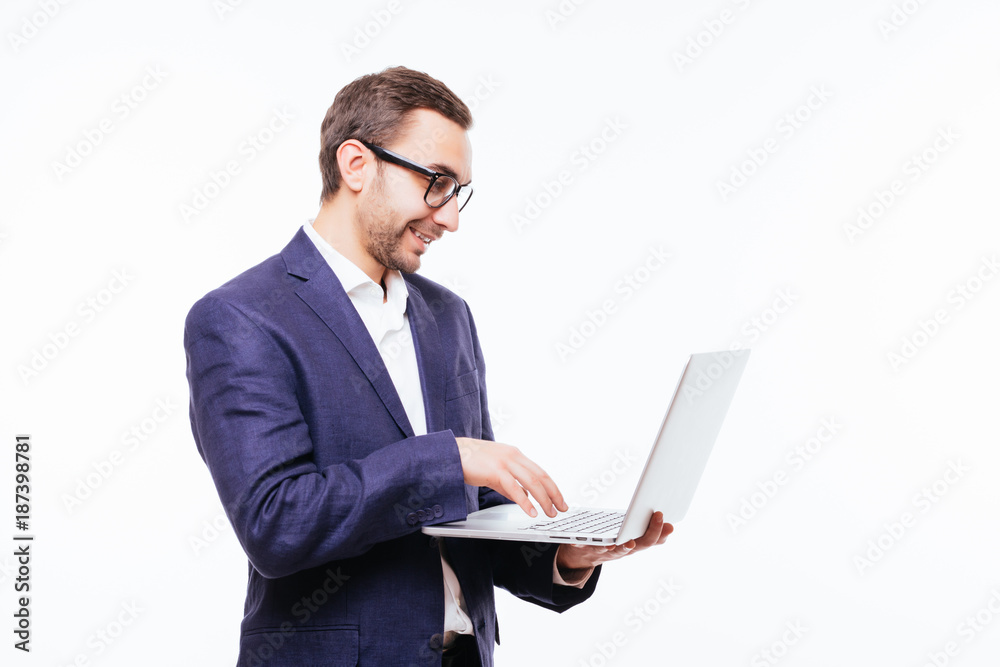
xmin=553 ymin=555 xmax=594 ymax=588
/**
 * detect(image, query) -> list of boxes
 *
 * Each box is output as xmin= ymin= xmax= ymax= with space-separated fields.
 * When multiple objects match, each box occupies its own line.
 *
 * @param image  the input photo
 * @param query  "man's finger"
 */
xmin=634 ymin=511 xmax=664 ymax=547
xmin=522 ymin=459 xmax=568 ymax=513
xmin=498 ymin=473 xmax=538 ymax=517
xmin=540 ymin=474 xmax=568 ymax=513
xmin=508 ymin=461 xmax=558 ymax=517
xmin=510 ymin=458 xmax=567 ymax=515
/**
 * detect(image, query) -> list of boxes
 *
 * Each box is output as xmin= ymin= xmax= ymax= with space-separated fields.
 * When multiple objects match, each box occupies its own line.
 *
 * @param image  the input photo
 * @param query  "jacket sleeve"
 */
xmin=184 ymin=296 xmax=469 ymax=579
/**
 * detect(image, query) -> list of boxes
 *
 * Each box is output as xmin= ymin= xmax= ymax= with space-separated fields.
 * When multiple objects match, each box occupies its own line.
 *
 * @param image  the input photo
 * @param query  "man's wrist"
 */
xmin=554 ymin=546 xmax=594 ymax=587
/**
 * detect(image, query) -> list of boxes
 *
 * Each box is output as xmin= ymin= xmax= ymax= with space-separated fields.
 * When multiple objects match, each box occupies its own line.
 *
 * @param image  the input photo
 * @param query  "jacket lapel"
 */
xmin=404 ymin=279 xmax=446 ymax=434
xmin=281 ymin=228 xmax=414 ymax=438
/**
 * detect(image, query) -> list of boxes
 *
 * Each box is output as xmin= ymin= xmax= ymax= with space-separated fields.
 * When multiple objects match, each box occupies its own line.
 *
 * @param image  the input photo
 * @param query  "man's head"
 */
xmin=318 ymin=66 xmax=473 ymax=203
xmin=315 ymin=67 xmax=474 ymax=278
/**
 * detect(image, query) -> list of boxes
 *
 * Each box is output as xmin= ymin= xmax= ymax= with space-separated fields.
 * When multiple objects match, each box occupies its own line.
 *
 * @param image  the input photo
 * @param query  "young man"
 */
xmin=184 ymin=66 xmax=671 ymax=667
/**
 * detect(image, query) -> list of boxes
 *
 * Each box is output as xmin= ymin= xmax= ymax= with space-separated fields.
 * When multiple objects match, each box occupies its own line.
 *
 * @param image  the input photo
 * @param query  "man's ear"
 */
xmin=336 ymin=139 xmax=369 ymax=194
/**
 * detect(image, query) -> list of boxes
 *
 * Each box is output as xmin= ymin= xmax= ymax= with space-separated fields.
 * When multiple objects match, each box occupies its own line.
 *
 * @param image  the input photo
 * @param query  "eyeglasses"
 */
xmin=360 ymin=141 xmax=473 ymax=212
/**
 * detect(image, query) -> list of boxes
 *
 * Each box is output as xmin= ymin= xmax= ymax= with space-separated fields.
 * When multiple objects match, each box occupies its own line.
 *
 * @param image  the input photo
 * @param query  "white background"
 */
xmin=2 ymin=1 xmax=999 ymax=665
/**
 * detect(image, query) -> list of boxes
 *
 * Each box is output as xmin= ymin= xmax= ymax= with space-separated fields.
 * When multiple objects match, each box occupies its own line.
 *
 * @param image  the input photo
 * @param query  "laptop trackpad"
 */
xmin=473 ymin=504 xmax=531 ymax=521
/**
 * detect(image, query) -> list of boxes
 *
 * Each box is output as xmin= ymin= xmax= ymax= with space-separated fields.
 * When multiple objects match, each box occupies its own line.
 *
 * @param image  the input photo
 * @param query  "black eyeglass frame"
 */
xmin=359 ymin=140 xmax=473 ymax=212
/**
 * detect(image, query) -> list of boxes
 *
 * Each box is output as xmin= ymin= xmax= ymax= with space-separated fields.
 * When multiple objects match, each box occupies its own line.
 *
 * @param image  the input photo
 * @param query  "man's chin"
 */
xmin=387 ymin=251 xmax=421 ymax=275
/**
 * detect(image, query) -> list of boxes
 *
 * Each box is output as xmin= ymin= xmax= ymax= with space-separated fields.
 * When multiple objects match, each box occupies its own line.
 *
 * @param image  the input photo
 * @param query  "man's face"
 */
xmin=355 ymin=108 xmax=472 ymax=275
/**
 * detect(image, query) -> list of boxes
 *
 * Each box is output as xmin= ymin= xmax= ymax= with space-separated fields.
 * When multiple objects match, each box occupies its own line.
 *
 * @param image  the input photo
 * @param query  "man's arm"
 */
xmin=185 ymin=296 xmax=468 ymax=579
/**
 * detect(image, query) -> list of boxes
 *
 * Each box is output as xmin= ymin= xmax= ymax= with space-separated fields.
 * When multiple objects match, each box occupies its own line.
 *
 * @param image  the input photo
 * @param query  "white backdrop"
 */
xmin=3 ymin=1 xmax=999 ymax=665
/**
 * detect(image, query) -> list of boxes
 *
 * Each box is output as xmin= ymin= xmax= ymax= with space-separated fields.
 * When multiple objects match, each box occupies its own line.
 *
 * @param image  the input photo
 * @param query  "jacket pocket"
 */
xmin=239 ymin=626 xmax=358 ymax=666
xmin=445 ymin=370 xmax=480 ymax=400
xmin=445 ymin=370 xmax=482 ymax=438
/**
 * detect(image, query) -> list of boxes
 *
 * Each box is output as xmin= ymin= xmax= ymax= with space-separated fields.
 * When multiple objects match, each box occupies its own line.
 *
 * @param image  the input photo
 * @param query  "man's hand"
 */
xmin=556 ymin=511 xmax=674 ymax=576
xmin=456 ymin=437 xmax=568 ymax=518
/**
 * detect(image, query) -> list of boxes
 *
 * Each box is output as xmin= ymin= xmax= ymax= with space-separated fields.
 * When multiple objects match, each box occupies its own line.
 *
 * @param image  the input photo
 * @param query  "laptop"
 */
xmin=422 ymin=349 xmax=749 ymax=545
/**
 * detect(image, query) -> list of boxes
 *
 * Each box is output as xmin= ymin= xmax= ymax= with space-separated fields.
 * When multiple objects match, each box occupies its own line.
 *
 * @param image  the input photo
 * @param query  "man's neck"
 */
xmin=312 ymin=199 xmax=387 ymax=285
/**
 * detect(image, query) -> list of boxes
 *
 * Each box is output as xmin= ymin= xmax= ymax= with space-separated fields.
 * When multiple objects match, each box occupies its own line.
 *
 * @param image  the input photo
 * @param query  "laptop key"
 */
xmin=523 ymin=510 xmax=625 ymax=534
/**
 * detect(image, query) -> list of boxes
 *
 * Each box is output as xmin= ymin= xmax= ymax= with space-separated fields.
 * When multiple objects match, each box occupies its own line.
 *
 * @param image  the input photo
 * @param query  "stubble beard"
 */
xmin=356 ymin=169 xmax=421 ymax=275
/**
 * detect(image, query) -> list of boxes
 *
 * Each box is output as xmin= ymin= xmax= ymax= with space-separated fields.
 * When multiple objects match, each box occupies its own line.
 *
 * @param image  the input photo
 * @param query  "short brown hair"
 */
xmin=318 ymin=66 xmax=473 ymax=203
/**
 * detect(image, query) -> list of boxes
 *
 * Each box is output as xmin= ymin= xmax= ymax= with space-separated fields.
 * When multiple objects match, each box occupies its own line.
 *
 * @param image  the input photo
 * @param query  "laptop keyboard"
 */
xmin=522 ymin=509 xmax=625 ymax=534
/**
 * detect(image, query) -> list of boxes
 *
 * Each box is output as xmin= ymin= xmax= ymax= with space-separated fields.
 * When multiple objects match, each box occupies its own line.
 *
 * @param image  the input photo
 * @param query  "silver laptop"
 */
xmin=422 ymin=350 xmax=749 ymax=545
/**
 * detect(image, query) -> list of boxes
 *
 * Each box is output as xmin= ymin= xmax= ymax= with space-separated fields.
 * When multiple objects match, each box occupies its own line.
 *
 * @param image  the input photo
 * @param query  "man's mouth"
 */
xmin=410 ymin=227 xmax=436 ymax=248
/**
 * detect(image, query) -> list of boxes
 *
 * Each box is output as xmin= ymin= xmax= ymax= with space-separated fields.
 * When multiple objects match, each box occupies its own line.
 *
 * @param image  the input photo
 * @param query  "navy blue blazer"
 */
xmin=184 ymin=228 xmax=599 ymax=666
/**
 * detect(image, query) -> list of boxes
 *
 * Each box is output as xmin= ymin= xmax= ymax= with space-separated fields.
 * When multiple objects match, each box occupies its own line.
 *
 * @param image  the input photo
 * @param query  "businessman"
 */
xmin=184 ymin=66 xmax=672 ymax=666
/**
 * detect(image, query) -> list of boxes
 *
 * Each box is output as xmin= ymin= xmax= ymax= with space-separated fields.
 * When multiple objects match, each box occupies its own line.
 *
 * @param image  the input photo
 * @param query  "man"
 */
xmin=184 ymin=66 xmax=671 ymax=666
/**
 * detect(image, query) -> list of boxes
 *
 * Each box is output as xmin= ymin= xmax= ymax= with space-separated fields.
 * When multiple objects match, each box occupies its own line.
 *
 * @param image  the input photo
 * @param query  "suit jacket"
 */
xmin=184 ymin=227 xmax=599 ymax=666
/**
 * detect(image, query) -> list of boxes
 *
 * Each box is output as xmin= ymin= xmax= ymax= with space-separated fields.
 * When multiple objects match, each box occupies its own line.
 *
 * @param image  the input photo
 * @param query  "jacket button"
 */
xmin=406 ymin=512 xmax=418 ymax=526
xmin=429 ymin=633 xmax=443 ymax=650
xmin=432 ymin=504 xmax=443 ymax=518
xmin=416 ymin=509 xmax=427 ymax=522
xmin=428 ymin=536 xmax=440 ymax=548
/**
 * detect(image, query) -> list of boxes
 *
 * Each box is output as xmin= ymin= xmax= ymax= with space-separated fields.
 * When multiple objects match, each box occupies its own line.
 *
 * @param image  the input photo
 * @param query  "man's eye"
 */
xmin=430 ymin=178 xmax=453 ymax=196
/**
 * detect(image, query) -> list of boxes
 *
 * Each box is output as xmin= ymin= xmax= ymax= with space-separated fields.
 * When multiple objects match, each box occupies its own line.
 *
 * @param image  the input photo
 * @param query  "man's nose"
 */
xmin=430 ymin=196 xmax=460 ymax=233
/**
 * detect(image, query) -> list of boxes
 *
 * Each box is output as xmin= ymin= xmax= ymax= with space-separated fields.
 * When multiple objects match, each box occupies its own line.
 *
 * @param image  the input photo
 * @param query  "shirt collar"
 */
xmin=302 ymin=220 xmax=409 ymax=317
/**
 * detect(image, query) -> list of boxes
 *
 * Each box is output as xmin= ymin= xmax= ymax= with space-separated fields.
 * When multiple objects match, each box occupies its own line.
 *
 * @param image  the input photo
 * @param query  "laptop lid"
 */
xmin=615 ymin=349 xmax=749 ymax=542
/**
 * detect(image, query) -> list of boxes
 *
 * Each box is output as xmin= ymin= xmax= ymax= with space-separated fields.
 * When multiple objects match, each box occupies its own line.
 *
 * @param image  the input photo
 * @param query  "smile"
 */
xmin=411 ymin=227 xmax=435 ymax=247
